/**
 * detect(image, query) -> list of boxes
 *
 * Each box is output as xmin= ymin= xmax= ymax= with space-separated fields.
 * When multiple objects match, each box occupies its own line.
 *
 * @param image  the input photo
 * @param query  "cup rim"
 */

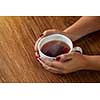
xmin=37 ymin=34 xmax=73 ymax=59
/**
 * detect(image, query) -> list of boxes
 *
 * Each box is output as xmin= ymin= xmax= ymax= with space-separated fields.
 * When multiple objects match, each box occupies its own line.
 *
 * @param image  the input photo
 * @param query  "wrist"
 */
xmin=82 ymin=55 xmax=91 ymax=70
xmin=78 ymin=55 xmax=91 ymax=70
xmin=63 ymin=27 xmax=81 ymax=41
xmin=82 ymin=55 xmax=100 ymax=70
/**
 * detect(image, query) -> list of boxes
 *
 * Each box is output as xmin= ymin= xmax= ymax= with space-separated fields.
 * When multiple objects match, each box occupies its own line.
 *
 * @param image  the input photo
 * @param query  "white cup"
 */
xmin=37 ymin=34 xmax=82 ymax=61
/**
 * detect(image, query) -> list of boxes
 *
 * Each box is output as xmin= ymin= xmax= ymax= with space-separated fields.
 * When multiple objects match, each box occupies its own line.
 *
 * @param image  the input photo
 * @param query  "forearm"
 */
xmin=63 ymin=16 xmax=100 ymax=41
xmin=84 ymin=55 xmax=100 ymax=70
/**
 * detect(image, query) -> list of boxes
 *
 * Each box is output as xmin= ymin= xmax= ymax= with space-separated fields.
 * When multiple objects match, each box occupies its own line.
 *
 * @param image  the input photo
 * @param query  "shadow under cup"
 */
xmin=37 ymin=34 xmax=73 ymax=61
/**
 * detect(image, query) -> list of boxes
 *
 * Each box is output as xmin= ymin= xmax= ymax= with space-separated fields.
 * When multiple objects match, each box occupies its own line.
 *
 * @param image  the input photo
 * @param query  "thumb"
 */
xmin=56 ymin=52 xmax=74 ymax=62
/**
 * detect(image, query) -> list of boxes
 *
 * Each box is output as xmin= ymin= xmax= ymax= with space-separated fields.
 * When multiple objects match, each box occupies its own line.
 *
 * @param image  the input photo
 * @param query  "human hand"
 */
xmin=34 ymin=29 xmax=83 ymax=73
xmin=40 ymin=52 xmax=88 ymax=74
xmin=34 ymin=29 xmax=75 ymax=58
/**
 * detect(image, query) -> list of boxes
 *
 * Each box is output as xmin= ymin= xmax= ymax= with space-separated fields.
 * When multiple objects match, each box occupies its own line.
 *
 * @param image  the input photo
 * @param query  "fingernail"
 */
xmin=39 ymin=34 xmax=43 ymax=37
xmin=63 ymin=47 xmax=70 ymax=53
xmin=56 ymin=57 xmax=61 ymax=61
xmin=35 ymin=54 xmax=39 ymax=59
xmin=35 ymin=52 xmax=39 ymax=58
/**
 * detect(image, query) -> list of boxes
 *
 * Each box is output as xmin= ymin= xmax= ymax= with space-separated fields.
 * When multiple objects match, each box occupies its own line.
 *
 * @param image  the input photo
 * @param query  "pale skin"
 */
xmin=35 ymin=16 xmax=100 ymax=74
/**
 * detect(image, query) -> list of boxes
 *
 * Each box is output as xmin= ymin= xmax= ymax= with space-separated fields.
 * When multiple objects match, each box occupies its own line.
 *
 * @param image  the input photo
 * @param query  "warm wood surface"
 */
xmin=0 ymin=16 xmax=100 ymax=83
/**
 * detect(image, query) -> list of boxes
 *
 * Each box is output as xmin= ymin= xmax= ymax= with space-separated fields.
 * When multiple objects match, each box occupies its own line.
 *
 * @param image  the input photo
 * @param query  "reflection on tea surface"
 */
xmin=41 ymin=40 xmax=70 ymax=57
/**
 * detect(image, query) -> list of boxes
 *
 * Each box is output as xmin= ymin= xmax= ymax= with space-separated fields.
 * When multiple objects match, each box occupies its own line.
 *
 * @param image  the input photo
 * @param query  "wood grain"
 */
xmin=0 ymin=16 xmax=100 ymax=82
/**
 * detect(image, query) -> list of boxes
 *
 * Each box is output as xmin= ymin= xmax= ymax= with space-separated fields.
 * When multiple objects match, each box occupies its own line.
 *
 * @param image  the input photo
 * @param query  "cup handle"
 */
xmin=72 ymin=46 xmax=83 ymax=54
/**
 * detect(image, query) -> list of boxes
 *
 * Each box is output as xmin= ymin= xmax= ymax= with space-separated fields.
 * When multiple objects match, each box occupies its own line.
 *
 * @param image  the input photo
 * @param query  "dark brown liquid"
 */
xmin=41 ymin=40 xmax=70 ymax=57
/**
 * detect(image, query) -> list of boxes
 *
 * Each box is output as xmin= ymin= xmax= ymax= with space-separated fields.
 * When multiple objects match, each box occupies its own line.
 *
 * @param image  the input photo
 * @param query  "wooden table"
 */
xmin=0 ymin=16 xmax=100 ymax=82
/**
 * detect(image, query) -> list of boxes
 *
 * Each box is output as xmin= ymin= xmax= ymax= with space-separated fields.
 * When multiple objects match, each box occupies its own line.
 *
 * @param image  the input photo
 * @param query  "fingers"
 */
xmin=35 ymin=52 xmax=39 ymax=58
xmin=42 ymin=29 xmax=60 ymax=36
xmin=34 ymin=37 xmax=42 ymax=52
xmin=34 ymin=29 xmax=59 ymax=51
xmin=47 ymin=68 xmax=64 ymax=74
xmin=41 ymin=58 xmax=63 ymax=70
xmin=37 ymin=58 xmax=63 ymax=74
xmin=56 ymin=54 xmax=71 ymax=62
xmin=56 ymin=52 xmax=75 ymax=62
